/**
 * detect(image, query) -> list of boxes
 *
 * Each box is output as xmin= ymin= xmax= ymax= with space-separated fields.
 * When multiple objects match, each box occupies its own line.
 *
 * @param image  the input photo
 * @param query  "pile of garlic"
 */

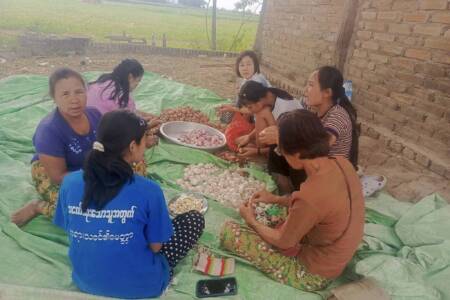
xmin=176 ymin=163 xmax=265 ymax=209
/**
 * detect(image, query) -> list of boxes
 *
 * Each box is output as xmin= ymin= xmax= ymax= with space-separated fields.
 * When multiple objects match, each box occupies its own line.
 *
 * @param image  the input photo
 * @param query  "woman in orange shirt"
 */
xmin=220 ymin=110 xmax=365 ymax=291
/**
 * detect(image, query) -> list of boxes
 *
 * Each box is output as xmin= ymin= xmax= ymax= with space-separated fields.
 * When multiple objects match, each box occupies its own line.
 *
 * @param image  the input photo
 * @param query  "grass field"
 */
xmin=0 ymin=0 xmax=259 ymax=52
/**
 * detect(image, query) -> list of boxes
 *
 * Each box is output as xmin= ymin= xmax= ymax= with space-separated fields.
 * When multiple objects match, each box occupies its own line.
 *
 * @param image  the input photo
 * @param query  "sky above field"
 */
xmin=217 ymin=0 xmax=238 ymax=9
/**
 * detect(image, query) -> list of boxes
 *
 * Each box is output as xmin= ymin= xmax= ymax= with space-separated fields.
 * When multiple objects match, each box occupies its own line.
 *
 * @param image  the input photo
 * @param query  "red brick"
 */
xmin=382 ymin=44 xmax=404 ymax=55
xmin=392 ymin=0 xmax=418 ymax=11
xmin=432 ymin=50 xmax=450 ymax=64
xmin=363 ymin=71 xmax=383 ymax=84
xmin=405 ymin=48 xmax=432 ymax=60
xmin=424 ymin=78 xmax=450 ymax=94
xmin=415 ymin=63 xmax=447 ymax=77
xmin=395 ymin=72 xmax=425 ymax=86
xmin=353 ymin=49 xmax=368 ymax=58
xmin=431 ymin=12 xmax=450 ymax=24
xmin=390 ymin=57 xmax=416 ymax=72
xmin=409 ymin=87 xmax=435 ymax=101
xmin=389 ymin=24 xmax=412 ymax=35
xmin=350 ymin=57 xmax=369 ymax=69
xmin=362 ymin=11 xmax=377 ymax=20
xmin=362 ymin=41 xmax=380 ymax=50
xmin=401 ymin=106 xmax=426 ymax=120
xmin=391 ymin=92 xmax=418 ymax=106
xmin=397 ymin=36 xmax=424 ymax=46
xmin=365 ymin=21 xmax=387 ymax=32
xmin=363 ymin=99 xmax=385 ymax=115
xmin=357 ymin=30 xmax=373 ymax=40
xmin=384 ymin=79 xmax=410 ymax=93
xmin=374 ymin=33 xmax=396 ymax=42
xmin=419 ymin=0 xmax=447 ymax=10
xmin=374 ymin=115 xmax=397 ymax=131
xmin=425 ymin=38 xmax=450 ymax=51
xmin=369 ymin=84 xmax=391 ymax=96
xmin=404 ymin=12 xmax=430 ymax=23
xmin=377 ymin=11 xmax=400 ymax=21
xmin=413 ymin=24 xmax=445 ymax=36
xmin=371 ymin=0 xmax=393 ymax=10
xmin=369 ymin=53 xmax=389 ymax=63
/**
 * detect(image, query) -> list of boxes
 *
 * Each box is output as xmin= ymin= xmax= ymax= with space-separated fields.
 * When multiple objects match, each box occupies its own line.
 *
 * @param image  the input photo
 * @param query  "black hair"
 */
xmin=81 ymin=110 xmax=147 ymax=212
xmin=49 ymin=68 xmax=86 ymax=98
xmin=93 ymin=59 xmax=144 ymax=109
xmin=278 ymin=110 xmax=330 ymax=159
xmin=317 ymin=66 xmax=359 ymax=168
xmin=235 ymin=50 xmax=260 ymax=77
xmin=239 ymin=80 xmax=294 ymax=106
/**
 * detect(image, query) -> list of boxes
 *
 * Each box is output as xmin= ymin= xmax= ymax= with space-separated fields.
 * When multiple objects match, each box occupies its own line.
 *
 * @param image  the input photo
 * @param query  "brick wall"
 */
xmin=258 ymin=0 xmax=450 ymax=178
xmin=260 ymin=0 xmax=347 ymax=84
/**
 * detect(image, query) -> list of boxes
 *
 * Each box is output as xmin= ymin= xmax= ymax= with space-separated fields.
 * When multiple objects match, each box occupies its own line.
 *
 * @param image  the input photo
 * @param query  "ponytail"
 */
xmin=81 ymin=110 xmax=147 ymax=212
xmin=318 ymin=66 xmax=360 ymax=168
xmin=93 ymin=59 xmax=144 ymax=109
xmin=239 ymin=80 xmax=294 ymax=105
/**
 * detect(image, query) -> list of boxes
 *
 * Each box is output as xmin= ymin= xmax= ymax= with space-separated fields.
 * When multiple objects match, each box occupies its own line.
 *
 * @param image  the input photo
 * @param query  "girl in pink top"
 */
xmin=87 ymin=59 xmax=157 ymax=148
xmin=87 ymin=59 xmax=154 ymax=121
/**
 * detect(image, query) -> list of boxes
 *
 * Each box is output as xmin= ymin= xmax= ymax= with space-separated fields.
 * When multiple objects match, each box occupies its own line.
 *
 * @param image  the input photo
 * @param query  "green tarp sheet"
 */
xmin=0 ymin=73 xmax=449 ymax=300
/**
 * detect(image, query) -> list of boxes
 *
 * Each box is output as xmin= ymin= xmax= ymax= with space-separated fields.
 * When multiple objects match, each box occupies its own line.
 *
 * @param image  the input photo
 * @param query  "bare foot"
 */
xmin=10 ymin=200 xmax=44 ymax=226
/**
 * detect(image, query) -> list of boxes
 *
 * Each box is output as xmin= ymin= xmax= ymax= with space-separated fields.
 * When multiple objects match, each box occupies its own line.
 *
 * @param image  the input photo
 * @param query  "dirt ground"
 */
xmin=0 ymin=53 xmax=448 ymax=202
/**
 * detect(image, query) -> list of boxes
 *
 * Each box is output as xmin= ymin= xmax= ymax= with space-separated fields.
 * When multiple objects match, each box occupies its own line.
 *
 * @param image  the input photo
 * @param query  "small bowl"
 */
xmin=168 ymin=193 xmax=208 ymax=217
xmin=160 ymin=121 xmax=226 ymax=152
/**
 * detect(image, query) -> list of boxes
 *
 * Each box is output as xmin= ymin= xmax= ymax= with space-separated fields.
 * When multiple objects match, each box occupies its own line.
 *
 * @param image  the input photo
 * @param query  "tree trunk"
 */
xmin=253 ymin=0 xmax=267 ymax=54
xmin=334 ymin=0 xmax=359 ymax=73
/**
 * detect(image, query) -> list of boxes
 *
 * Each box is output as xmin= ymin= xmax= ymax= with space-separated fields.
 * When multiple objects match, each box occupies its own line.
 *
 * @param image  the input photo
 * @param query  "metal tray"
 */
xmin=159 ymin=121 xmax=226 ymax=152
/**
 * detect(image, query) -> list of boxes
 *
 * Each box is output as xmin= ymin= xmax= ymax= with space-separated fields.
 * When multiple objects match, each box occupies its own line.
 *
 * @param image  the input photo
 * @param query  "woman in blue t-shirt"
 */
xmin=53 ymin=110 xmax=204 ymax=299
xmin=11 ymin=68 xmax=102 ymax=226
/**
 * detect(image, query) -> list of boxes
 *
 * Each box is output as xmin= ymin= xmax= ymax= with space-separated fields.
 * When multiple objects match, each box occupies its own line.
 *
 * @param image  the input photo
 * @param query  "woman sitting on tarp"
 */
xmin=11 ymin=68 xmax=102 ymax=226
xmin=87 ymin=58 xmax=159 ymax=167
xmin=53 ymin=110 xmax=204 ymax=299
xmin=260 ymin=66 xmax=360 ymax=194
xmin=220 ymin=109 xmax=364 ymax=292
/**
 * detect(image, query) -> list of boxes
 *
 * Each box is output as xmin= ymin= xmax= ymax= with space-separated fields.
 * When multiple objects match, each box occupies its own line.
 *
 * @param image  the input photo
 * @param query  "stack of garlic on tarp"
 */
xmin=176 ymin=163 xmax=265 ymax=209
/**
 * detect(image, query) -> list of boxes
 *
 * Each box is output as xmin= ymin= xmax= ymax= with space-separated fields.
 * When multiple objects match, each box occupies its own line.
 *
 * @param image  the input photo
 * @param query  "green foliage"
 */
xmin=0 ymin=0 xmax=258 ymax=51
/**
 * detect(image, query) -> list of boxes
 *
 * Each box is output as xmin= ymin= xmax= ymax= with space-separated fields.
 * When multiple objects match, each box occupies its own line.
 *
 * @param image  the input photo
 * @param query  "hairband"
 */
xmin=93 ymin=141 xmax=105 ymax=152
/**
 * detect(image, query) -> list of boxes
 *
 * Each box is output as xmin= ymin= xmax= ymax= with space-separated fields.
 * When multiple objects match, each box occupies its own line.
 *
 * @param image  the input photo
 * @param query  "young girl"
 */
xmin=11 ymin=68 xmax=102 ymax=226
xmin=53 ymin=110 xmax=204 ymax=299
xmin=88 ymin=58 xmax=158 ymax=159
xmin=218 ymin=50 xmax=271 ymax=152
xmin=236 ymin=81 xmax=303 ymax=157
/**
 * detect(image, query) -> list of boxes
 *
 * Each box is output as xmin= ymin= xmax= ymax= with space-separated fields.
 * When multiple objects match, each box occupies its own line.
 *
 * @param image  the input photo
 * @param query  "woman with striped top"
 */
xmin=261 ymin=66 xmax=359 ymax=193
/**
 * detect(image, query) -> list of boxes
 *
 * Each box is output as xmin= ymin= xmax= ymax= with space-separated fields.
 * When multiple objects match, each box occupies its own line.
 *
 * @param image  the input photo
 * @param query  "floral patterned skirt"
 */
xmin=31 ymin=160 xmax=148 ymax=218
xmin=220 ymin=220 xmax=331 ymax=292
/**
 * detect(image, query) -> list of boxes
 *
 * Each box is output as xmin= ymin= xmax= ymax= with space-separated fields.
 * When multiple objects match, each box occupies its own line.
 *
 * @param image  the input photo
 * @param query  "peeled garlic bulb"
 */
xmin=177 ymin=164 xmax=265 ymax=209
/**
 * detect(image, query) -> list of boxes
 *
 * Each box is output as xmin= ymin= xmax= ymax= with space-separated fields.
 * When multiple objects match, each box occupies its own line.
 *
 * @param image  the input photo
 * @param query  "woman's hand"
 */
xmin=239 ymin=202 xmax=256 ymax=226
xmin=258 ymin=126 xmax=279 ymax=145
xmin=250 ymin=190 xmax=277 ymax=205
xmin=237 ymin=146 xmax=258 ymax=158
xmin=235 ymin=134 xmax=251 ymax=148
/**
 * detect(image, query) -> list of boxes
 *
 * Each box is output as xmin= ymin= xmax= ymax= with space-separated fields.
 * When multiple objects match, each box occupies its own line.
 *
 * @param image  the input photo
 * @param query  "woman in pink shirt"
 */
xmin=87 ymin=59 xmax=154 ymax=121
xmin=87 ymin=59 xmax=158 ymax=149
